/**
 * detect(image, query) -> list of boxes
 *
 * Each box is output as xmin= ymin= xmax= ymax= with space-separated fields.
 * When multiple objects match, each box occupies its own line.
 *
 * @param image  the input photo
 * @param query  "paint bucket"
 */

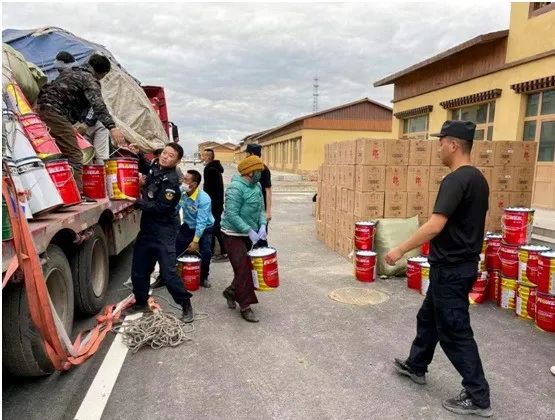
xmin=518 ymin=245 xmax=551 ymax=285
xmin=537 ymin=251 xmax=555 ymax=294
xmin=5 ymin=158 xmax=32 ymax=219
xmin=16 ymin=157 xmax=63 ymax=215
xmin=420 ymin=262 xmax=431 ymax=296
xmin=407 ymin=256 xmax=427 ymax=290
xmin=469 ymin=271 xmax=488 ymax=304
xmin=248 ymin=247 xmax=279 ymax=291
xmin=515 ymin=281 xmax=537 ymax=320
xmin=499 ymin=277 xmax=517 ymax=310
xmin=2 ymin=197 xmax=12 ymax=241
xmin=45 ymin=159 xmax=81 ymax=206
xmin=485 ymin=234 xmax=502 ymax=271
xmin=535 ymin=292 xmax=555 ymax=332
xmin=17 ymin=113 xmax=62 ymax=160
xmin=421 ymin=242 xmax=430 ymax=257
xmin=105 ymin=158 xmax=140 ymax=200
xmin=502 ymin=207 xmax=535 ymax=246
xmin=499 ymin=242 xmax=519 ymax=279
xmin=83 ymin=164 xmax=106 ymax=199
xmin=486 ymin=270 xmax=500 ymax=302
xmin=354 ymin=221 xmax=376 ymax=251
xmin=177 ymin=255 xmax=201 ymax=292
xmin=74 ymin=130 xmax=95 ymax=164
xmin=354 ymin=250 xmax=377 ymax=283
xmin=4 ymin=82 xmax=33 ymax=115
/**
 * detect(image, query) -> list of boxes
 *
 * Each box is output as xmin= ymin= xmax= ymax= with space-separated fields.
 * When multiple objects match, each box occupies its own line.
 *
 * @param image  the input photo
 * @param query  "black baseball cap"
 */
xmin=246 ymin=143 xmax=262 ymax=157
xmin=431 ymin=120 xmax=476 ymax=142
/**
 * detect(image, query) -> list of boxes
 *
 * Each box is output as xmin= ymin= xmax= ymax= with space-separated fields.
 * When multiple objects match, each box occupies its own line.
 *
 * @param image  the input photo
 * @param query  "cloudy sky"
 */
xmin=3 ymin=1 xmax=511 ymax=153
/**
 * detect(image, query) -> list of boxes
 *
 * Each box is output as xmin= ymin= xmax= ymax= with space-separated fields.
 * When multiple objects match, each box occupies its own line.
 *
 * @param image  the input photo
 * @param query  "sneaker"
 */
xmin=223 ymin=289 xmax=236 ymax=309
xmin=240 ymin=308 xmax=259 ymax=323
xmin=394 ymin=358 xmax=427 ymax=385
xmin=150 ymin=275 xmax=164 ymax=289
xmin=200 ymin=279 xmax=212 ymax=288
xmin=442 ymin=390 xmax=493 ymax=417
xmin=181 ymin=299 xmax=194 ymax=323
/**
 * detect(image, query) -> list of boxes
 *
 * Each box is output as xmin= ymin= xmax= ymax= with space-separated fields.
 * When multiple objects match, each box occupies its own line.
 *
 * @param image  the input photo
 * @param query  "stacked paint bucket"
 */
xmin=353 ymin=221 xmax=377 ymax=282
xmin=494 ymin=207 xmax=554 ymax=333
xmin=406 ymin=242 xmax=430 ymax=296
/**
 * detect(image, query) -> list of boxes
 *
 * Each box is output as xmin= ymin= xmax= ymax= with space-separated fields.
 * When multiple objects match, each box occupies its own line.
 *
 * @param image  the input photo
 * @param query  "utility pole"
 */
xmin=312 ymin=76 xmax=319 ymax=112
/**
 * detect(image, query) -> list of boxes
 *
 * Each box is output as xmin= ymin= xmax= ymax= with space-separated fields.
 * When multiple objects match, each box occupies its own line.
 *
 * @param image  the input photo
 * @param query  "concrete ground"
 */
xmin=3 ymin=171 xmax=554 ymax=420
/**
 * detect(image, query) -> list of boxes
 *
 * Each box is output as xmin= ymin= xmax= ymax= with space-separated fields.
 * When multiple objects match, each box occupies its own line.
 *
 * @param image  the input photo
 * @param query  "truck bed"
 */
xmin=2 ymin=199 xmax=134 ymax=272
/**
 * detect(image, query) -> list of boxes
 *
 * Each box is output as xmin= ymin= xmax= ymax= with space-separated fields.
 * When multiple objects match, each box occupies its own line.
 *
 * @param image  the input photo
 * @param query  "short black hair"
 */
xmin=88 ymin=54 xmax=111 ymax=74
xmin=153 ymin=148 xmax=164 ymax=157
xmin=204 ymin=148 xmax=214 ymax=157
xmin=165 ymin=142 xmax=184 ymax=159
xmin=187 ymin=169 xmax=202 ymax=185
xmin=56 ymin=51 xmax=76 ymax=63
xmin=449 ymin=137 xmax=473 ymax=154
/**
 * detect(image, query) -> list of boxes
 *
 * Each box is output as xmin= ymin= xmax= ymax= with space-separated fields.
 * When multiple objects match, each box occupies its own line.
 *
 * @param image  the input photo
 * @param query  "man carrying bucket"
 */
xmin=385 ymin=120 xmax=492 ymax=417
xmin=126 ymin=143 xmax=194 ymax=323
xmin=175 ymin=169 xmax=215 ymax=288
xmin=37 ymin=54 xmax=126 ymax=196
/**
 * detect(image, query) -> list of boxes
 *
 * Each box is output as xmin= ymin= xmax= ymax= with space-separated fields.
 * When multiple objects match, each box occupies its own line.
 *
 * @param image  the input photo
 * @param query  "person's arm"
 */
xmin=80 ymin=73 xmax=115 ymax=130
xmin=134 ymin=179 xmax=181 ymax=215
xmin=224 ymin=185 xmax=251 ymax=233
xmin=193 ymin=195 xmax=212 ymax=242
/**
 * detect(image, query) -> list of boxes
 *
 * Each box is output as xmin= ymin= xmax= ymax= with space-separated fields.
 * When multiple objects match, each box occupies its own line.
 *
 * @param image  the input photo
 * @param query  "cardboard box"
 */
xmin=485 ymin=213 xmax=502 ymax=233
xmin=492 ymin=166 xmax=512 ymax=192
xmin=325 ymin=226 xmax=335 ymax=250
xmin=344 ymin=165 xmax=356 ymax=190
xmin=386 ymin=139 xmax=410 ymax=165
xmin=509 ymin=192 xmax=533 ymax=208
xmin=476 ymin=167 xmax=492 ymax=189
xmin=346 ymin=189 xmax=355 ymax=214
xmin=511 ymin=166 xmax=534 ymax=192
xmin=324 ymin=145 xmax=330 ymax=164
xmin=429 ymin=166 xmax=451 ymax=191
xmin=355 ymin=165 xmax=386 ymax=192
xmin=340 ymin=188 xmax=349 ymax=213
xmin=386 ymin=166 xmax=408 ymax=191
xmin=430 ymin=143 xmax=442 ymax=166
xmin=428 ymin=190 xmax=438 ymax=217
xmin=471 ymin=141 xmax=494 ymax=167
xmin=344 ymin=141 xmax=357 ymax=164
xmin=354 ymin=192 xmax=385 ymax=218
xmin=520 ymin=141 xmax=538 ymax=166
xmin=384 ymin=192 xmax=407 ymax=218
xmin=356 ymin=138 xmax=387 ymax=165
xmin=407 ymin=166 xmax=430 ymax=192
xmin=329 ymin=186 xmax=338 ymax=210
xmin=330 ymin=143 xmax=339 ymax=165
xmin=407 ymin=191 xmax=429 ymax=221
xmin=316 ymin=220 xmax=325 ymax=242
xmin=409 ymin=139 xmax=432 ymax=166
xmin=329 ymin=165 xmax=337 ymax=184
xmin=489 ymin=191 xmax=511 ymax=217
xmin=494 ymin=141 xmax=521 ymax=167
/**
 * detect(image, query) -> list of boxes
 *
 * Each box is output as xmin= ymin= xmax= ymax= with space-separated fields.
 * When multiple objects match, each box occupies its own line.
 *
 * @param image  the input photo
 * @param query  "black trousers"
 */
xmin=211 ymin=209 xmax=226 ymax=255
xmin=407 ymin=262 xmax=490 ymax=408
xmin=131 ymin=230 xmax=192 ymax=306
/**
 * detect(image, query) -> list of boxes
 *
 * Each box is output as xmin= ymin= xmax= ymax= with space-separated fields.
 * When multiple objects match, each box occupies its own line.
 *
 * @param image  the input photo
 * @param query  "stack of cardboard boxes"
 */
xmin=315 ymin=138 xmax=537 ymax=260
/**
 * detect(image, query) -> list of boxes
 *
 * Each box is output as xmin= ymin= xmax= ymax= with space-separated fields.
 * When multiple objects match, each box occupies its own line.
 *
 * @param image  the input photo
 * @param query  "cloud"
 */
xmin=3 ymin=2 xmax=510 ymax=154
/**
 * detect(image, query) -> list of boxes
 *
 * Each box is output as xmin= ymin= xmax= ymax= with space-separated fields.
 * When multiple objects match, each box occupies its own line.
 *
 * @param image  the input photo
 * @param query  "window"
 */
xmin=452 ymin=101 xmax=495 ymax=140
xmin=529 ymin=2 xmax=555 ymax=17
xmin=401 ymin=114 xmax=429 ymax=139
xmin=523 ymin=89 xmax=555 ymax=162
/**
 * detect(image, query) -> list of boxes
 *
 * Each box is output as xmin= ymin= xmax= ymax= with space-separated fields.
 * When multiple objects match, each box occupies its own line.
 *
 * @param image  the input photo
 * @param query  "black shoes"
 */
xmin=394 ymin=358 xmax=427 ymax=385
xmin=240 ymin=308 xmax=259 ymax=323
xmin=124 ymin=302 xmax=149 ymax=315
xmin=201 ymin=279 xmax=212 ymax=288
xmin=150 ymin=275 xmax=164 ymax=289
xmin=181 ymin=299 xmax=194 ymax=323
xmin=223 ymin=289 xmax=236 ymax=309
xmin=442 ymin=390 xmax=493 ymax=417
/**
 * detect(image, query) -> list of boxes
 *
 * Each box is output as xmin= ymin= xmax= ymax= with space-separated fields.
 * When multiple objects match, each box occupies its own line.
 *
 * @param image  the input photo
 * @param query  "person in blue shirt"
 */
xmin=176 ymin=169 xmax=215 ymax=288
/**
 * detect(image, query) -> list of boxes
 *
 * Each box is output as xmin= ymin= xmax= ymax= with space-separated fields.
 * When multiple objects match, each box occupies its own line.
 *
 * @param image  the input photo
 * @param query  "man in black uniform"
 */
xmin=246 ymin=144 xmax=272 ymax=224
xmin=126 ymin=143 xmax=194 ymax=322
xmin=385 ymin=121 xmax=491 ymax=417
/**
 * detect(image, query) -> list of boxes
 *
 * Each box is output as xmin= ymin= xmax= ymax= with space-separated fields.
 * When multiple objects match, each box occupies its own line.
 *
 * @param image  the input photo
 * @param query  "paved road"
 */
xmin=3 ymin=193 xmax=554 ymax=419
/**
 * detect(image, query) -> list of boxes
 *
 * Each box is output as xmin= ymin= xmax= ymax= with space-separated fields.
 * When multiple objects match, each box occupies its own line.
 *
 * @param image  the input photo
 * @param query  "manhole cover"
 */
xmin=328 ymin=287 xmax=389 ymax=306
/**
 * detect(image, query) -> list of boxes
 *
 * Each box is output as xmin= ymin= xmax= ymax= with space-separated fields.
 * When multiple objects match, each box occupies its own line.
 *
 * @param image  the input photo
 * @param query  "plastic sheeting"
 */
xmin=2 ymin=44 xmax=47 ymax=105
xmin=374 ymin=216 xmax=420 ymax=277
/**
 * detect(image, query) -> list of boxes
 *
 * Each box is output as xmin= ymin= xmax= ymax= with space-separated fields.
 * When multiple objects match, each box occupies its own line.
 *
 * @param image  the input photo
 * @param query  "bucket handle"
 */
xmin=501 ymin=214 xmax=534 ymax=231
xmin=497 ymin=247 xmax=519 ymax=265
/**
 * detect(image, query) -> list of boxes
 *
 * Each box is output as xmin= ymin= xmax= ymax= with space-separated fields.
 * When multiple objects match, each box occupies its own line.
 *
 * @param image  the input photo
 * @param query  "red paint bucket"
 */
xmin=469 ymin=271 xmax=488 ymax=304
xmin=407 ymin=256 xmax=427 ymax=291
xmin=537 ymin=251 xmax=555 ymax=294
xmin=18 ymin=113 xmax=62 ymax=161
xmin=535 ymin=292 xmax=555 ymax=332
xmin=248 ymin=247 xmax=279 ymax=291
xmin=355 ymin=250 xmax=377 ymax=282
xmin=499 ymin=242 xmax=519 ymax=279
xmin=518 ymin=245 xmax=551 ymax=286
xmin=83 ymin=164 xmax=106 ymax=199
xmin=178 ymin=255 xmax=201 ymax=291
xmin=74 ymin=130 xmax=95 ymax=164
xmin=354 ymin=221 xmax=376 ymax=251
xmin=105 ymin=158 xmax=140 ymax=200
xmin=421 ymin=242 xmax=430 ymax=257
xmin=485 ymin=234 xmax=502 ymax=271
xmin=45 ymin=160 xmax=81 ymax=206
xmin=502 ymin=207 xmax=535 ymax=246
xmin=486 ymin=270 xmax=500 ymax=302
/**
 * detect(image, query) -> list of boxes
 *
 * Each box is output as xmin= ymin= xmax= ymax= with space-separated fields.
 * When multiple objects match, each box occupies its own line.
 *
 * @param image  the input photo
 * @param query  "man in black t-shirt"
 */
xmin=246 ymin=144 xmax=272 ymax=223
xmin=385 ymin=121 xmax=492 ymax=417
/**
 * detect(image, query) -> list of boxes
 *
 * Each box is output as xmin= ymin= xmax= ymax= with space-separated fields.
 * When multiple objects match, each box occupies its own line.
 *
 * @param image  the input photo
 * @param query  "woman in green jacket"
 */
xmin=221 ymin=155 xmax=267 ymax=322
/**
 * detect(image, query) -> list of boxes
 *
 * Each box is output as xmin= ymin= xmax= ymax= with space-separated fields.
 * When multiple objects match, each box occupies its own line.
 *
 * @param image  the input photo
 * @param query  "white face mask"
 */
xmin=183 ymin=183 xmax=192 ymax=193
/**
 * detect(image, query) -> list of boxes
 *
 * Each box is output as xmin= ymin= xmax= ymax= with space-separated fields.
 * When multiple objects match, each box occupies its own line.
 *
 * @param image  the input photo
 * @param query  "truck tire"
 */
xmin=2 ymin=244 xmax=74 ymax=376
xmin=72 ymin=225 xmax=109 ymax=315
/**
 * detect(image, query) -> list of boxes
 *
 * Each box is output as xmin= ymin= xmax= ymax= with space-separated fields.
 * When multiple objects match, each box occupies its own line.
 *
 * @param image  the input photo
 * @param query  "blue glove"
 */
xmin=248 ymin=229 xmax=259 ymax=243
xmin=258 ymin=224 xmax=267 ymax=240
